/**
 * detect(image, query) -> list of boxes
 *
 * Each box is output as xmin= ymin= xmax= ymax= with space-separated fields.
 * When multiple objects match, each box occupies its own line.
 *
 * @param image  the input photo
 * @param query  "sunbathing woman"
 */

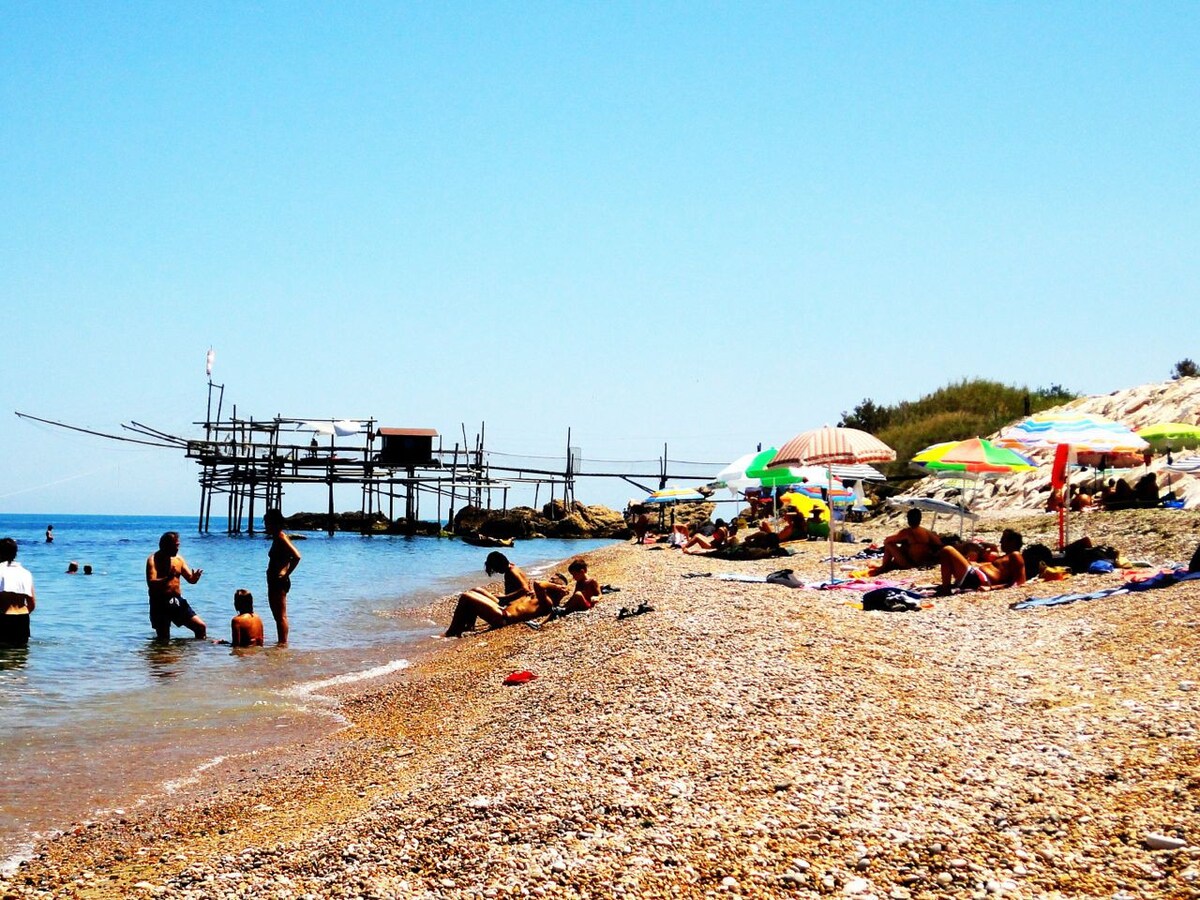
xmin=683 ymin=519 xmax=729 ymax=554
xmin=937 ymin=528 xmax=1026 ymax=595
xmin=444 ymin=552 xmax=566 ymax=637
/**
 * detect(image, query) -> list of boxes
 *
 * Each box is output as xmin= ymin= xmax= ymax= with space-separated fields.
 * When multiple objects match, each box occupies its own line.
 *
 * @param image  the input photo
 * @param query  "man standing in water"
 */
xmin=145 ymin=531 xmax=207 ymax=640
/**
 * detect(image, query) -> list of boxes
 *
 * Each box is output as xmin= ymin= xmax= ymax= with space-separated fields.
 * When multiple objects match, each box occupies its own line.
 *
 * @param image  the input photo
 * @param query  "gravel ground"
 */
xmin=5 ymin=509 xmax=1200 ymax=899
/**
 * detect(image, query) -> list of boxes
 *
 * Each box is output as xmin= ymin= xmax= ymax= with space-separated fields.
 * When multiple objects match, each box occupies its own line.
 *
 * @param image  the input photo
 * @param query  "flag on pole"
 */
xmin=205 ymin=347 xmax=215 ymax=377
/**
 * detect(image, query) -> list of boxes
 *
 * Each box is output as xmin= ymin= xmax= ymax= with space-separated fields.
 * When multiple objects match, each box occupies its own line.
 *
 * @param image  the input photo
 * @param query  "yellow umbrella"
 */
xmin=779 ymin=493 xmax=829 ymax=521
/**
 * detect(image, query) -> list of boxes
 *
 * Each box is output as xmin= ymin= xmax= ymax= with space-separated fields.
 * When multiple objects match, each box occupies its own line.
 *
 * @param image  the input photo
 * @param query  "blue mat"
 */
xmin=1012 ymin=569 xmax=1200 ymax=610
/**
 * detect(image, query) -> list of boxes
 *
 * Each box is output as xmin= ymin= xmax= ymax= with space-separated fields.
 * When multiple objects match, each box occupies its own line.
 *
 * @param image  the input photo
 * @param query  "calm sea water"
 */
xmin=0 ymin=513 xmax=613 ymax=865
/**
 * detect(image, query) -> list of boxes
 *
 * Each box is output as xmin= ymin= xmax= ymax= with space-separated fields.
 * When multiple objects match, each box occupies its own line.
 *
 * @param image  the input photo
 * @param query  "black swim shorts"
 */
xmin=0 ymin=613 xmax=30 ymax=648
xmin=149 ymin=596 xmax=198 ymax=631
xmin=268 ymin=574 xmax=291 ymax=595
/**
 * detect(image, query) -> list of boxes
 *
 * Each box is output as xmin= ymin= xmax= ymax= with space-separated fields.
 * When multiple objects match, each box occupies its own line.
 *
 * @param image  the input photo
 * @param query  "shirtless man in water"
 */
xmin=146 ymin=531 xmax=206 ymax=640
xmin=937 ymin=528 xmax=1026 ymax=595
xmin=874 ymin=509 xmax=943 ymax=574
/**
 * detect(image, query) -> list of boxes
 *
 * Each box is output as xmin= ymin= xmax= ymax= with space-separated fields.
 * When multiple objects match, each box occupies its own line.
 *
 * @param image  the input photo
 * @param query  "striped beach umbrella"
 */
xmin=771 ymin=426 xmax=897 ymax=468
xmin=1166 ymin=456 xmax=1200 ymax=474
xmin=769 ymin=426 xmax=896 ymax=581
xmin=998 ymin=412 xmax=1147 ymax=548
xmin=644 ymin=487 xmax=707 ymax=504
xmin=998 ymin=412 xmax=1148 ymax=453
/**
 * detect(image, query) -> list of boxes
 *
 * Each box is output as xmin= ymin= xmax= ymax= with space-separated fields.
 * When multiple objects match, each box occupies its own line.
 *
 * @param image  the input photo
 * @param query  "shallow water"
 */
xmin=0 ymin=513 xmax=613 ymax=861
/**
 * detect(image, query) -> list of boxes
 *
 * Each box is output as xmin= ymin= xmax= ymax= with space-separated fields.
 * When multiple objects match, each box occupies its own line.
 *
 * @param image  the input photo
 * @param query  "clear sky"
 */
xmin=2 ymin=2 xmax=1197 ymax=516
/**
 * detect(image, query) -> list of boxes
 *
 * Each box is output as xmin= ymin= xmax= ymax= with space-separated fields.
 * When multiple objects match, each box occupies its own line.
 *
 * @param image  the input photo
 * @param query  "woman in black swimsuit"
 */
xmin=263 ymin=509 xmax=301 ymax=645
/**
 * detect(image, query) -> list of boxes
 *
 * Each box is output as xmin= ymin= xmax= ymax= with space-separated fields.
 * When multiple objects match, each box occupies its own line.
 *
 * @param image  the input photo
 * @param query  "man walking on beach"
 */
xmin=145 ymin=532 xmax=207 ymax=640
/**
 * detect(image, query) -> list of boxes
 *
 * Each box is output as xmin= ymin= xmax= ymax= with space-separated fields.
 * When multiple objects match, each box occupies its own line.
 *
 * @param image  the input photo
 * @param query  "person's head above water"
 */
xmin=66 ymin=561 xmax=79 ymax=574
xmin=484 ymin=551 xmax=510 ymax=576
xmin=263 ymin=509 xmax=284 ymax=533
xmin=234 ymin=589 xmax=254 ymax=614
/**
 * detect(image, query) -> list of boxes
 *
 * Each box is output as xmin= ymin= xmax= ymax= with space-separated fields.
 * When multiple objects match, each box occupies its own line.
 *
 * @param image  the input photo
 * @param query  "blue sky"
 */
xmin=2 ymin=2 xmax=1197 ymax=515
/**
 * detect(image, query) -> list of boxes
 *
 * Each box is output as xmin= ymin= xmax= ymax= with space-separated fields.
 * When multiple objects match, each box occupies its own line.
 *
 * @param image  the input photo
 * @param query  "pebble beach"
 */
xmin=5 ymin=508 xmax=1200 ymax=900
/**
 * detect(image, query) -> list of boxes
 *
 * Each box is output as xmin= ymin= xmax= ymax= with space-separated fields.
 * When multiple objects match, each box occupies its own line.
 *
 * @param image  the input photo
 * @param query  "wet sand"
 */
xmin=5 ymin=508 xmax=1200 ymax=899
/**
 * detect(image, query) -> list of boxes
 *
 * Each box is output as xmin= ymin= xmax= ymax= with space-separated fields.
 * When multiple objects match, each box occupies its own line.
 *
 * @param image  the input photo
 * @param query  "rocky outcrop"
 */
xmin=281 ymin=511 xmax=443 ymax=535
xmin=452 ymin=501 xmax=633 ymax=540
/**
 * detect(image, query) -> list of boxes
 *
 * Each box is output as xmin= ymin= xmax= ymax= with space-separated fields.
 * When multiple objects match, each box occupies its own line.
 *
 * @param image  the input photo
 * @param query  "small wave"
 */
xmin=1 ymin=841 xmax=36 ymax=877
xmin=281 ymin=659 xmax=410 ymax=699
xmin=162 ymin=755 xmax=228 ymax=795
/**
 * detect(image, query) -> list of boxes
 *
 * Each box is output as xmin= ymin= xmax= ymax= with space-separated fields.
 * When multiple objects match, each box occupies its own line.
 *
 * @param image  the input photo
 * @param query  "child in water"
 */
xmin=230 ymin=589 xmax=265 ymax=647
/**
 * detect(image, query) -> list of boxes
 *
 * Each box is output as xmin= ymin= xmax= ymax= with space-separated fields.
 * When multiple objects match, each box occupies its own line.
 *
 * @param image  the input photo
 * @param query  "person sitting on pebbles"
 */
xmin=561 ymin=558 xmax=601 ymax=612
xmin=936 ymin=528 xmax=1026 ymax=596
xmin=683 ymin=519 xmax=729 ymax=554
xmin=443 ymin=552 xmax=568 ymax=637
xmin=872 ymin=509 xmax=942 ymax=574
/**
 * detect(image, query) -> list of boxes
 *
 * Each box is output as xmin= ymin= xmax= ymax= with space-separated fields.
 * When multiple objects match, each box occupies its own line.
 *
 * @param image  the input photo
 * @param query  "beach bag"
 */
xmin=1087 ymin=559 xmax=1115 ymax=574
xmin=1023 ymin=543 xmax=1056 ymax=580
xmin=765 ymin=568 xmax=805 ymax=588
xmin=1040 ymin=564 xmax=1071 ymax=581
xmin=861 ymin=588 xmax=923 ymax=612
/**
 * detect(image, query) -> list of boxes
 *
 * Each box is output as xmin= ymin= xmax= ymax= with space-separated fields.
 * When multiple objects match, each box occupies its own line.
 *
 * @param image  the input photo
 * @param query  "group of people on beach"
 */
xmin=0 ymin=509 xmax=300 ymax=651
xmin=145 ymin=509 xmax=300 ymax=646
xmin=863 ymin=509 xmax=1027 ymax=594
xmin=1047 ymin=472 xmax=1169 ymax=512
xmin=443 ymin=551 xmax=600 ymax=638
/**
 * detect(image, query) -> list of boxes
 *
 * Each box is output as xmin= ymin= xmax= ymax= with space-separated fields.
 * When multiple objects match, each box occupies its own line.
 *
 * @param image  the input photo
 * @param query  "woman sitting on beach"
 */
xmin=683 ymin=519 xmax=729 ymax=554
xmin=444 ymin=552 xmax=567 ymax=637
xmin=936 ymin=529 xmax=1026 ymax=596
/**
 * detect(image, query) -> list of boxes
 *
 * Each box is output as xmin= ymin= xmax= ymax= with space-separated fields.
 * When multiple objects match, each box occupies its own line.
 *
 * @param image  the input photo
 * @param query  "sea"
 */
xmin=0 ymin=513 xmax=614 ymax=870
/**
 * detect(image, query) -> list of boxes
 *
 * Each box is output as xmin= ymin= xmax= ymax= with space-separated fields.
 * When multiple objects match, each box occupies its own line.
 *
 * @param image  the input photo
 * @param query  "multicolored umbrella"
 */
xmin=998 ymin=412 xmax=1147 ymax=548
xmin=911 ymin=437 xmax=1038 ymax=474
xmin=644 ymin=487 xmax=707 ymax=504
xmin=998 ymin=412 xmax=1148 ymax=453
xmin=712 ymin=448 xmax=811 ymax=497
xmin=1137 ymin=423 xmax=1200 ymax=453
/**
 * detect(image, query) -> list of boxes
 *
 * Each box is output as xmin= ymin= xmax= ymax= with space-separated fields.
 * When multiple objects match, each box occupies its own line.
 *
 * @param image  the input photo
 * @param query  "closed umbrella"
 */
xmin=769 ymin=426 xmax=897 ymax=580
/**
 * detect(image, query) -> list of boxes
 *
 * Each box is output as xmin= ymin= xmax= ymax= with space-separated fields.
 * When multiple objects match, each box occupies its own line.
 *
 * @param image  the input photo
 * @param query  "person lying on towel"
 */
xmin=936 ymin=529 xmax=1026 ymax=596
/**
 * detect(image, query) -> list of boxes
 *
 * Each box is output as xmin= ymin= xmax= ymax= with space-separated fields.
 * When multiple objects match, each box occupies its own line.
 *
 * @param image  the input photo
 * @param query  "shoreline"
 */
xmin=5 ymin=510 xmax=1200 ymax=898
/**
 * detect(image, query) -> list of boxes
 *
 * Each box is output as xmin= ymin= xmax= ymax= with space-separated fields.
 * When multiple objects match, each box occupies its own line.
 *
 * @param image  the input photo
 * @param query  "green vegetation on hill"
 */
xmin=839 ymin=379 xmax=1078 ymax=488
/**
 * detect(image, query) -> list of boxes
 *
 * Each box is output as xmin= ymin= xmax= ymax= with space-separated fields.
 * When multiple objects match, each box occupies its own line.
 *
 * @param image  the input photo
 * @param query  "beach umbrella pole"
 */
xmin=827 ymin=468 xmax=835 ymax=582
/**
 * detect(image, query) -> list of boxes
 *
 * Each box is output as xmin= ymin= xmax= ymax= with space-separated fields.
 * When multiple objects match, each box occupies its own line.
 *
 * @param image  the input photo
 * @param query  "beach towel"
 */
xmin=1012 ymin=568 xmax=1200 ymax=609
xmin=814 ymin=577 xmax=908 ymax=593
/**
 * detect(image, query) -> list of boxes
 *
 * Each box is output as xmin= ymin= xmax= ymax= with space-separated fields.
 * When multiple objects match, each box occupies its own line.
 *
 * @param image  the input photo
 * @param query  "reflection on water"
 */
xmin=0 ymin=647 xmax=28 ymax=673
xmin=139 ymin=639 xmax=190 ymax=680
